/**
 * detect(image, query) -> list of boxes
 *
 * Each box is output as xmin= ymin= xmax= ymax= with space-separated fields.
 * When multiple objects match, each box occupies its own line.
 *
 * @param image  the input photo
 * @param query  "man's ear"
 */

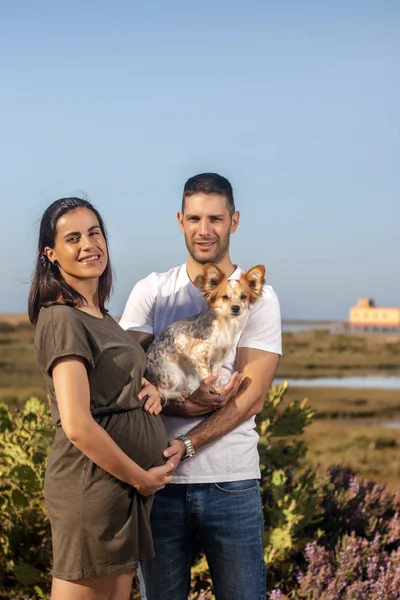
xmin=243 ymin=265 xmax=265 ymax=302
xmin=230 ymin=211 xmax=240 ymax=234
xmin=177 ymin=211 xmax=184 ymax=233
xmin=202 ymin=264 xmax=225 ymax=299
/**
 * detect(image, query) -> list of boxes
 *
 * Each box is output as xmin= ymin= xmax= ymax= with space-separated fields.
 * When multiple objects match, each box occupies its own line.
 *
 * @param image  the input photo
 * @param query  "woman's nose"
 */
xmin=81 ymin=235 xmax=95 ymax=249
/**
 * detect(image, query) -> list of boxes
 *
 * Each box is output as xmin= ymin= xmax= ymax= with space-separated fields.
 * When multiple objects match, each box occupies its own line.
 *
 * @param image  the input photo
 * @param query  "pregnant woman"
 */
xmin=28 ymin=197 xmax=173 ymax=600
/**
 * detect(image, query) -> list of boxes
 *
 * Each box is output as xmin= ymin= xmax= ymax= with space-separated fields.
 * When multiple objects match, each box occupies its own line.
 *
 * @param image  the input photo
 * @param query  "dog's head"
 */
xmin=199 ymin=264 xmax=265 ymax=318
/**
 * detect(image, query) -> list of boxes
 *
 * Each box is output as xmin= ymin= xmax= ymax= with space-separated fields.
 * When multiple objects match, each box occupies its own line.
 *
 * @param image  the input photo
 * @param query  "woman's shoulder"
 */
xmin=35 ymin=304 xmax=93 ymax=337
xmin=34 ymin=304 xmax=99 ymax=373
xmin=37 ymin=303 xmax=78 ymax=323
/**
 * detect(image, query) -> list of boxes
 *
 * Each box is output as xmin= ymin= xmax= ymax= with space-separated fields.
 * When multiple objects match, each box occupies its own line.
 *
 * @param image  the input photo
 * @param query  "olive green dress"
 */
xmin=34 ymin=304 xmax=168 ymax=581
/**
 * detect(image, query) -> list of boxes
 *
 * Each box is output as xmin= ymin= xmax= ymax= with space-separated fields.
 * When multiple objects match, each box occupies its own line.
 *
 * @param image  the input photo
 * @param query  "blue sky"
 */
xmin=1 ymin=0 xmax=399 ymax=319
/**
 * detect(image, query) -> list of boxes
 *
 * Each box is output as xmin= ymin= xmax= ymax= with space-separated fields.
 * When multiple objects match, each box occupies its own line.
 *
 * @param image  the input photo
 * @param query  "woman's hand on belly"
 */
xmin=136 ymin=460 xmax=175 ymax=496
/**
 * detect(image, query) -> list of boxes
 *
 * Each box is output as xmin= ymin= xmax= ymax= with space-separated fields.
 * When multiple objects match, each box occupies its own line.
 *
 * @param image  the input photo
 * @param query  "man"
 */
xmin=119 ymin=173 xmax=282 ymax=600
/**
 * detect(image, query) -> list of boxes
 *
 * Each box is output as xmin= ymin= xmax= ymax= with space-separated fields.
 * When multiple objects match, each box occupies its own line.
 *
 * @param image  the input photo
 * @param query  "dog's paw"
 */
xmin=208 ymin=385 xmax=224 ymax=396
xmin=176 ymin=391 xmax=190 ymax=404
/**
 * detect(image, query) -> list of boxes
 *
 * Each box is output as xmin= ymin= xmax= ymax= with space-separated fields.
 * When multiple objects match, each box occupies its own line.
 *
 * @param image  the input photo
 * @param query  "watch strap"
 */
xmin=175 ymin=435 xmax=195 ymax=461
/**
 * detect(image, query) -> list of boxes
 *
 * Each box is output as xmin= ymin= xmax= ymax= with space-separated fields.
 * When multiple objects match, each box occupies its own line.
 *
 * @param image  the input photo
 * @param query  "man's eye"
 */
xmin=90 ymin=231 xmax=100 ymax=236
xmin=67 ymin=236 xmax=79 ymax=242
xmin=222 ymin=295 xmax=229 ymax=300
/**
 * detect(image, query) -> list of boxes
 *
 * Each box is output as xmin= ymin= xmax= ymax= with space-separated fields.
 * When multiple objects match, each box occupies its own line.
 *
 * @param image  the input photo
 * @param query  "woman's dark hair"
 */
xmin=28 ymin=197 xmax=113 ymax=324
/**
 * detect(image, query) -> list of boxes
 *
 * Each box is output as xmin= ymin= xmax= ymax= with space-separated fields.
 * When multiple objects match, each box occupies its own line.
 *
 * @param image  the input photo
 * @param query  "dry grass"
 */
xmin=0 ymin=313 xmax=30 ymax=325
xmin=283 ymin=385 xmax=400 ymax=419
xmin=0 ymin=318 xmax=47 ymax=408
xmin=278 ymin=329 xmax=400 ymax=378
xmin=283 ymin=384 xmax=400 ymax=490
xmin=299 ymin=416 xmax=400 ymax=491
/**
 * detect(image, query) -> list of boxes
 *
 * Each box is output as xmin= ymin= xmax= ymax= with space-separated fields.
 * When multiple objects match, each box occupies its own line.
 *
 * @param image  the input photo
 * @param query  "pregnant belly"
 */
xmin=98 ymin=409 xmax=169 ymax=471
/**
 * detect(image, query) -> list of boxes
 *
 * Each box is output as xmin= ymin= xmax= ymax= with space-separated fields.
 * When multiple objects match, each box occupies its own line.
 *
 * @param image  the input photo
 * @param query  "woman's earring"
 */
xmin=54 ymin=259 xmax=59 ymax=266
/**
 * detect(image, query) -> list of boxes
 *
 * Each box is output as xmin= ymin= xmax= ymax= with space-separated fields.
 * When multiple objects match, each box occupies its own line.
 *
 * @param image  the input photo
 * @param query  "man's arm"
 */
xmin=189 ymin=348 xmax=279 ymax=448
xmin=164 ymin=347 xmax=279 ymax=462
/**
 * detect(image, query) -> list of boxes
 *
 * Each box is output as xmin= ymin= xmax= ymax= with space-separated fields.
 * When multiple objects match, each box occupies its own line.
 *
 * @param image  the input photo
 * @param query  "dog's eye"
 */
xmin=222 ymin=295 xmax=229 ymax=300
xmin=240 ymin=294 xmax=247 ymax=300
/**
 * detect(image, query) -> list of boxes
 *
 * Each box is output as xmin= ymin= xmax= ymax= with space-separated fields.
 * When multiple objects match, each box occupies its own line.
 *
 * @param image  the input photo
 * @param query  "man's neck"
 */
xmin=186 ymin=254 xmax=236 ymax=284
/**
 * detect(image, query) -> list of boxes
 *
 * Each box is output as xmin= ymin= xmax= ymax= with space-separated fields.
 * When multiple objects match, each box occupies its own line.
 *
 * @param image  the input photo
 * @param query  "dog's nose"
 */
xmin=231 ymin=305 xmax=241 ymax=315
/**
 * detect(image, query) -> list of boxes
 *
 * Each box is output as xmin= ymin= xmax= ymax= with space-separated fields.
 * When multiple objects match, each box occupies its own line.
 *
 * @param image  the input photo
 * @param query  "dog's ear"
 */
xmin=193 ymin=273 xmax=206 ymax=290
xmin=203 ymin=264 xmax=225 ymax=300
xmin=243 ymin=265 xmax=265 ymax=303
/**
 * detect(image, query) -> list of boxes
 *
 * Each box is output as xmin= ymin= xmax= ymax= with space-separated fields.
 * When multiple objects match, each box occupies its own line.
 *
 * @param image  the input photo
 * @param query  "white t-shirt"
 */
xmin=119 ymin=264 xmax=282 ymax=483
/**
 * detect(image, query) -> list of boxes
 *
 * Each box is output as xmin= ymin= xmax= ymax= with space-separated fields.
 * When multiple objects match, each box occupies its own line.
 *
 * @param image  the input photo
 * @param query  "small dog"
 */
xmin=145 ymin=263 xmax=265 ymax=403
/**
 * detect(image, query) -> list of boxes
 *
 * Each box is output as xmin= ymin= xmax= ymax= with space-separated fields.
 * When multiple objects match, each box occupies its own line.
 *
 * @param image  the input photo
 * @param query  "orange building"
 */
xmin=349 ymin=298 xmax=400 ymax=332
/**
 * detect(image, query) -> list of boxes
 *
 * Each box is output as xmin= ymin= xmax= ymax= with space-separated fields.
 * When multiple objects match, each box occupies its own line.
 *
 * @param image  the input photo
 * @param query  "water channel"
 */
xmin=274 ymin=376 xmax=400 ymax=390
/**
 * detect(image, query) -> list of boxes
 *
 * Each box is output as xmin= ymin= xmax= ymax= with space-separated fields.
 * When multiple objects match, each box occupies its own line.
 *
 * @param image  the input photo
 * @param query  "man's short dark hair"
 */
xmin=182 ymin=173 xmax=235 ymax=216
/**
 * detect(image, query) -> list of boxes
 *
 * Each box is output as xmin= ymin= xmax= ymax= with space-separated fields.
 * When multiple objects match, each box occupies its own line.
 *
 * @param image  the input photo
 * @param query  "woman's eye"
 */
xmin=67 ymin=236 xmax=79 ymax=243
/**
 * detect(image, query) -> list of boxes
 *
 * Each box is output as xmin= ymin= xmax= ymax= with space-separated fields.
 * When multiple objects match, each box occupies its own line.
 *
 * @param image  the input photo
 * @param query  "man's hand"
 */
xmin=161 ymin=372 xmax=244 ymax=418
xmin=163 ymin=439 xmax=186 ymax=470
xmin=190 ymin=372 xmax=244 ymax=410
xmin=138 ymin=378 xmax=163 ymax=415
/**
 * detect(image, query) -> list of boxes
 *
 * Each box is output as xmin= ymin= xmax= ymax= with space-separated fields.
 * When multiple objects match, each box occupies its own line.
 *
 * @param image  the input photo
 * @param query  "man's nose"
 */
xmin=199 ymin=219 xmax=212 ymax=237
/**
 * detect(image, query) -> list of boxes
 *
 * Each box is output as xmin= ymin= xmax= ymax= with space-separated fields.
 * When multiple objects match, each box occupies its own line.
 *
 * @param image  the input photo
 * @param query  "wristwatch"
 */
xmin=175 ymin=435 xmax=196 ymax=461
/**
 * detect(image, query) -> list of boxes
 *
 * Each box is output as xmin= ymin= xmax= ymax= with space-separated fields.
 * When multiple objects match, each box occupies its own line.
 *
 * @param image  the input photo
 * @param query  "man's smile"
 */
xmin=195 ymin=241 xmax=216 ymax=249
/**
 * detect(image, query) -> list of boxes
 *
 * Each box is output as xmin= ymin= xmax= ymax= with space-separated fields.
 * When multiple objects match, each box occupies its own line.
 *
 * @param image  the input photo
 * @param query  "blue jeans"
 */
xmin=139 ymin=480 xmax=266 ymax=600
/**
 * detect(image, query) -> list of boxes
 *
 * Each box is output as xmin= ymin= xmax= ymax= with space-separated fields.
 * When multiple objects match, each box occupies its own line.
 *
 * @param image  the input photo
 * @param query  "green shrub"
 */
xmin=257 ymin=384 xmax=323 ymax=589
xmin=3 ymin=385 xmax=399 ymax=599
xmin=0 ymin=398 xmax=53 ymax=598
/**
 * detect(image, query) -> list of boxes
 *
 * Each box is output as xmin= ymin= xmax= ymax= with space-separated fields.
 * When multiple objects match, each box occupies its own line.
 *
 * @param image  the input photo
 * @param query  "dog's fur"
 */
xmin=144 ymin=264 xmax=265 ymax=402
